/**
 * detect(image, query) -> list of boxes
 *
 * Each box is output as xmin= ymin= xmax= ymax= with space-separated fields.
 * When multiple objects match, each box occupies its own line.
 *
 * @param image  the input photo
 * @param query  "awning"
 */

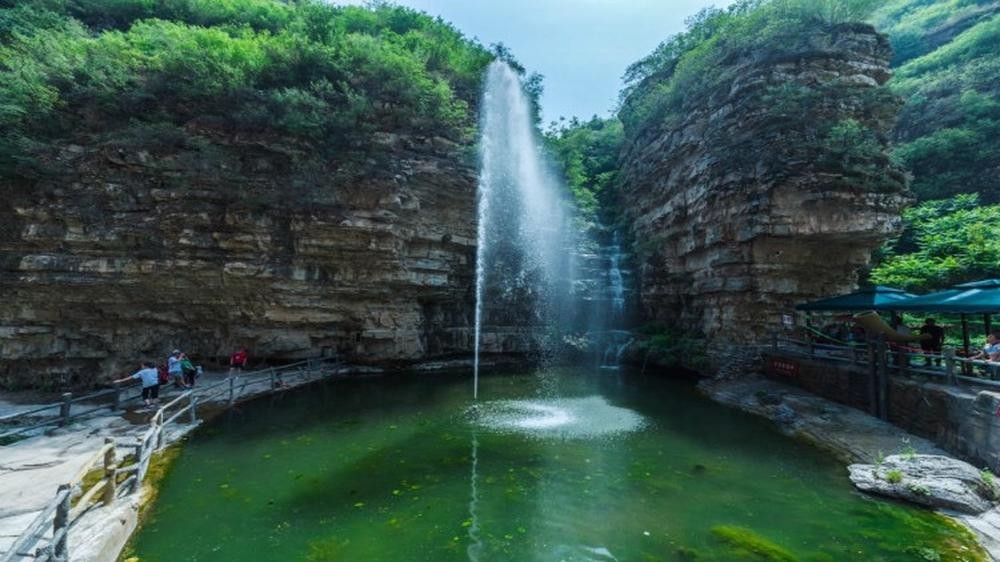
xmin=795 ymin=286 xmax=918 ymax=312
xmin=880 ymin=280 xmax=1000 ymax=314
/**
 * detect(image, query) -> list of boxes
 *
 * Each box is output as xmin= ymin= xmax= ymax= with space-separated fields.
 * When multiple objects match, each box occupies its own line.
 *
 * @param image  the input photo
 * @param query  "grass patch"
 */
xmin=710 ymin=525 xmax=797 ymax=562
xmin=886 ymin=469 xmax=904 ymax=484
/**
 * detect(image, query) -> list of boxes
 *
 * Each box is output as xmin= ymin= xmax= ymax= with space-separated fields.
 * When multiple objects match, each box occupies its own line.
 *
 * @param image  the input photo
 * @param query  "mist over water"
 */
xmin=473 ymin=61 xmax=575 ymax=398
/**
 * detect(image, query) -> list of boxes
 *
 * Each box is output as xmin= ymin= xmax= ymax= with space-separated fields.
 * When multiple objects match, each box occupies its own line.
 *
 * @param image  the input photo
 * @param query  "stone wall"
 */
xmin=763 ymin=353 xmax=1000 ymax=470
xmin=0 ymin=132 xmax=480 ymax=388
xmin=618 ymin=24 xmax=909 ymax=346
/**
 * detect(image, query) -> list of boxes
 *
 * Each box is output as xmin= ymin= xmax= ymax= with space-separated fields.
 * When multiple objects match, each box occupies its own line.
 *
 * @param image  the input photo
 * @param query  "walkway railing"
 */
xmin=771 ymin=336 xmax=1000 ymax=389
xmin=0 ymin=357 xmax=340 ymax=562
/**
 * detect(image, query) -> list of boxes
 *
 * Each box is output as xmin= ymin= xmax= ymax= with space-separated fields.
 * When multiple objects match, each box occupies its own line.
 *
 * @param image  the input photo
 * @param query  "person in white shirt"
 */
xmin=971 ymin=332 xmax=1000 ymax=378
xmin=114 ymin=361 xmax=161 ymax=406
xmin=972 ymin=332 xmax=1000 ymax=361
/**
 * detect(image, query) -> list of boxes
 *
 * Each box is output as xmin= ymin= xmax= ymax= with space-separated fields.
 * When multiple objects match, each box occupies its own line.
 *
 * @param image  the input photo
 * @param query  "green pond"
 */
xmin=128 ymin=369 xmax=984 ymax=562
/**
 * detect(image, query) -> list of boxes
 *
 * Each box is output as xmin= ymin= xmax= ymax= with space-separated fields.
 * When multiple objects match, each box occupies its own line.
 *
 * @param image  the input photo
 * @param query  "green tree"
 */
xmin=544 ymin=117 xmax=624 ymax=227
xmin=871 ymin=194 xmax=1000 ymax=292
xmin=0 ymin=0 xmax=496 ymax=177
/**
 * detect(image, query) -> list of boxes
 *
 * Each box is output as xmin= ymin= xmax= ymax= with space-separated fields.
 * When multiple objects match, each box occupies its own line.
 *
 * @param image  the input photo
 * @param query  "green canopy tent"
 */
xmin=881 ymin=279 xmax=1000 ymax=355
xmin=795 ymin=286 xmax=918 ymax=312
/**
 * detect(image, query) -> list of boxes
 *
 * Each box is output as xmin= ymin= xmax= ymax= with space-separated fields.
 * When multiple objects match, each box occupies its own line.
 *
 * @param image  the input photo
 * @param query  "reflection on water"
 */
xmin=128 ymin=368 xmax=985 ymax=562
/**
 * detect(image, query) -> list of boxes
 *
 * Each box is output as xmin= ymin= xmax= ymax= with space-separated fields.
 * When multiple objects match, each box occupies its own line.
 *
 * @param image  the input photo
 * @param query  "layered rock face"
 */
xmin=619 ymin=24 xmax=909 ymax=346
xmin=0 ymin=132 xmax=477 ymax=387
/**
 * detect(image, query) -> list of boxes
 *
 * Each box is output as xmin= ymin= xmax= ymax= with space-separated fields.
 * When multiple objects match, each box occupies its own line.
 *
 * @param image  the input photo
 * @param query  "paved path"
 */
xmin=0 ymin=368 xmax=289 ymax=559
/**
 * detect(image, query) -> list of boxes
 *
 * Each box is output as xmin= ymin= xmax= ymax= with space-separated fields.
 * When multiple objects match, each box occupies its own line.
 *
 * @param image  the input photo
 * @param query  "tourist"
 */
xmin=971 ymin=331 xmax=1000 ymax=378
xmin=113 ymin=361 xmax=160 ymax=407
xmin=168 ymin=349 xmax=186 ymax=388
xmin=972 ymin=332 xmax=1000 ymax=360
xmin=180 ymin=353 xmax=198 ymax=388
xmin=230 ymin=347 xmax=249 ymax=374
xmin=919 ymin=318 xmax=945 ymax=366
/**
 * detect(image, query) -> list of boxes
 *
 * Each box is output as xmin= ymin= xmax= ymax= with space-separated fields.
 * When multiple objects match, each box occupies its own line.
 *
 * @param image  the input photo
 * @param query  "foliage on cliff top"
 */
xmin=871 ymin=194 xmax=1000 ymax=292
xmin=0 ymin=0 xmax=495 ymax=177
xmin=873 ymin=0 xmax=1000 ymax=202
xmin=619 ymin=0 xmax=885 ymax=140
xmin=544 ymin=116 xmax=624 ymax=228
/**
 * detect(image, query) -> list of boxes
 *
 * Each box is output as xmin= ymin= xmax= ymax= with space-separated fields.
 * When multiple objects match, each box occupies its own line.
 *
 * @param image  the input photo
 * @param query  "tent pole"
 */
xmin=962 ymin=314 xmax=971 ymax=355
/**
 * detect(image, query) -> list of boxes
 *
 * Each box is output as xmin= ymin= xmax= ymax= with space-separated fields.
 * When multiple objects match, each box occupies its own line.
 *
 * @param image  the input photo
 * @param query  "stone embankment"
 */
xmin=1 ymin=132 xmax=478 ymax=388
xmin=618 ymin=23 xmax=908 ymax=347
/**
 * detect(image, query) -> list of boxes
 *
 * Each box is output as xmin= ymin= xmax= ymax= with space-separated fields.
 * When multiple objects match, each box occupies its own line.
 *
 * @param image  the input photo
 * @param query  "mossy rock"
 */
xmin=710 ymin=525 xmax=797 ymax=562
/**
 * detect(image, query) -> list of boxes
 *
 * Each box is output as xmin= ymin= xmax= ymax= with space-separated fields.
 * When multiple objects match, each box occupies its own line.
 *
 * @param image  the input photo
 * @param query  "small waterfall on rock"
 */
xmin=473 ymin=61 xmax=572 ymax=399
xmin=608 ymin=232 xmax=625 ymax=321
xmin=598 ymin=233 xmax=632 ymax=369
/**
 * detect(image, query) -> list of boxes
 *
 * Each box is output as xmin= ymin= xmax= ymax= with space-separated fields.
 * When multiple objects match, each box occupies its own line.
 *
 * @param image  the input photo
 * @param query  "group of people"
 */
xmin=114 ymin=347 xmax=250 ymax=407
xmin=168 ymin=349 xmax=201 ymax=389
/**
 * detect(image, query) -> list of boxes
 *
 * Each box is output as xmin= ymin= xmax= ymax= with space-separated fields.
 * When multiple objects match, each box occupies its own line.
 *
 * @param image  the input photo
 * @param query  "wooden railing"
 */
xmin=0 ymin=386 xmax=146 ymax=442
xmin=771 ymin=336 xmax=1000 ymax=389
xmin=0 ymin=357 xmax=339 ymax=562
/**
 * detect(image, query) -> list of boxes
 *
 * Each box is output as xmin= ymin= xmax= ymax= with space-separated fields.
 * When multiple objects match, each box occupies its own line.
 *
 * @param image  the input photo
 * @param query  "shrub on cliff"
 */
xmin=620 ymin=0 xmax=885 ymax=135
xmin=544 ymin=116 xmax=624 ymax=227
xmin=878 ymin=4 xmax=1000 ymax=202
xmin=0 ymin=0 xmax=494 ymax=176
xmin=617 ymin=0 xmax=902 ymax=193
xmin=871 ymin=194 xmax=1000 ymax=292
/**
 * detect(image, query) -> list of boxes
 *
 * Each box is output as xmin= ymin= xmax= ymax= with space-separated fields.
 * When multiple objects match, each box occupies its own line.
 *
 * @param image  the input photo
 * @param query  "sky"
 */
xmin=334 ymin=0 xmax=732 ymax=124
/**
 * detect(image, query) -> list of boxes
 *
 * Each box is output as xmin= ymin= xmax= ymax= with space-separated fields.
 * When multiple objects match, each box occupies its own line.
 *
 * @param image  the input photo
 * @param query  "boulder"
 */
xmin=848 ymin=454 xmax=998 ymax=514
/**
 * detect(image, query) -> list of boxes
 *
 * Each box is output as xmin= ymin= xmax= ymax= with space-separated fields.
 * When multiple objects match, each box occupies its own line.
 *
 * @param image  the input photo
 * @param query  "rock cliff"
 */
xmin=618 ymin=24 xmax=909 ymax=346
xmin=0 ymin=131 xmax=477 ymax=388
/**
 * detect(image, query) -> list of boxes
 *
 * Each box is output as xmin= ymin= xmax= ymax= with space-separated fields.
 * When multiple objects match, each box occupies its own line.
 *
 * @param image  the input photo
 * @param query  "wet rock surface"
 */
xmin=848 ymin=454 xmax=999 ymax=515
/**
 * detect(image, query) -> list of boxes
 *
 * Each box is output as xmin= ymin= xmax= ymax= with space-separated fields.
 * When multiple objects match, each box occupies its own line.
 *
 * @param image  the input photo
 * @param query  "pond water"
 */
xmin=128 ymin=369 xmax=983 ymax=562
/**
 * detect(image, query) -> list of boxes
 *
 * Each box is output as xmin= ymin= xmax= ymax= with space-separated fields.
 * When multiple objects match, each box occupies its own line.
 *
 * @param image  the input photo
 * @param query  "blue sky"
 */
xmin=334 ymin=1 xmax=731 ymax=124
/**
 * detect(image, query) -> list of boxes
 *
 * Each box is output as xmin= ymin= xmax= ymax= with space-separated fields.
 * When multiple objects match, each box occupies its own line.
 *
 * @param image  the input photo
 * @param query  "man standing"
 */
xmin=919 ymin=318 xmax=945 ymax=366
xmin=114 ymin=361 xmax=161 ymax=407
xmin=168 ymin=349 xmax=185 ymax=388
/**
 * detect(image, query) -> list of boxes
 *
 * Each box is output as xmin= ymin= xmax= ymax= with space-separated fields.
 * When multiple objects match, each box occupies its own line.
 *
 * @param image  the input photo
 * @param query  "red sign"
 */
xmin=768 ymin=356 xmax=800 ymax=378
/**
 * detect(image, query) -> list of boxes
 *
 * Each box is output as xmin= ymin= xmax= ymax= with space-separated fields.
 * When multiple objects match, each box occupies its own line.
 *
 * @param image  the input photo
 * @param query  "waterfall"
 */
xmin=473 ymin=61 xmax=572 ymax=399
xmin=609 ymin=232 xmax=624 ymax=322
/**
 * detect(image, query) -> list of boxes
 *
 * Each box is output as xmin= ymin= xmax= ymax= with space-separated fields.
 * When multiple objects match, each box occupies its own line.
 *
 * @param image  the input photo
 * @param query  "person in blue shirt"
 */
xmin=167 ymin=349 xmax=186 ymax=388
xmin=114 ymin=361 xmax=161 ymax=406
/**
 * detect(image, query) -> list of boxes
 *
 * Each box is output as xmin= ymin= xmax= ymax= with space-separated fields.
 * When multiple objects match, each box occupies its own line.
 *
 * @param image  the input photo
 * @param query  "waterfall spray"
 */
xmin=472 ymin=61 xmax=572 ymax=400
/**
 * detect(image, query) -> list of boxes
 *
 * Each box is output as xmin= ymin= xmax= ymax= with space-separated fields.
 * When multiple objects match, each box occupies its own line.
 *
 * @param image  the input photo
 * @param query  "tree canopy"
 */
xmin=871 ymin=194 xmax=1000 ymax=292
xmin=0 ymin=0 xmax=494 ymax=176
xmin=874 ymin=0 xmax=1000 ymax=202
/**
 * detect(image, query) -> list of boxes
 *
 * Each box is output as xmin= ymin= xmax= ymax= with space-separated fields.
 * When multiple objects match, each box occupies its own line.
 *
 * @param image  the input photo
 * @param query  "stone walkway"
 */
xmin=0 ymin=367 xmax=323 ymax=560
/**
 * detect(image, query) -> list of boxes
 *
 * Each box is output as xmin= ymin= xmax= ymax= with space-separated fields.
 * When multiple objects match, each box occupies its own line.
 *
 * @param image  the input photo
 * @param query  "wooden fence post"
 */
xmin=876 ymin=335 xmax=889 ymax=421
xmin=134 ymin=441 xmax=145 ymax=483
xmin=59 ymin=393 xmax=73 ymax=427
xmin=103 ymin=464 xmax=118 ymax=505
xmin=188 ymin=396 xmax=197 ymax=424
xmin=104 ymin=436 xmax=118 ymax=502
xmin=944 ymin=347 xmax=956 ymax=385
xmin=104 ymin=437 xmax=116 ymax=467
xmin=54 ymin=484 xmax=70 ymax=560
xmin=867 ymin=341 xmax=879 ymax=417
xmin=155 ymin=417 xmax=164 ymax=451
